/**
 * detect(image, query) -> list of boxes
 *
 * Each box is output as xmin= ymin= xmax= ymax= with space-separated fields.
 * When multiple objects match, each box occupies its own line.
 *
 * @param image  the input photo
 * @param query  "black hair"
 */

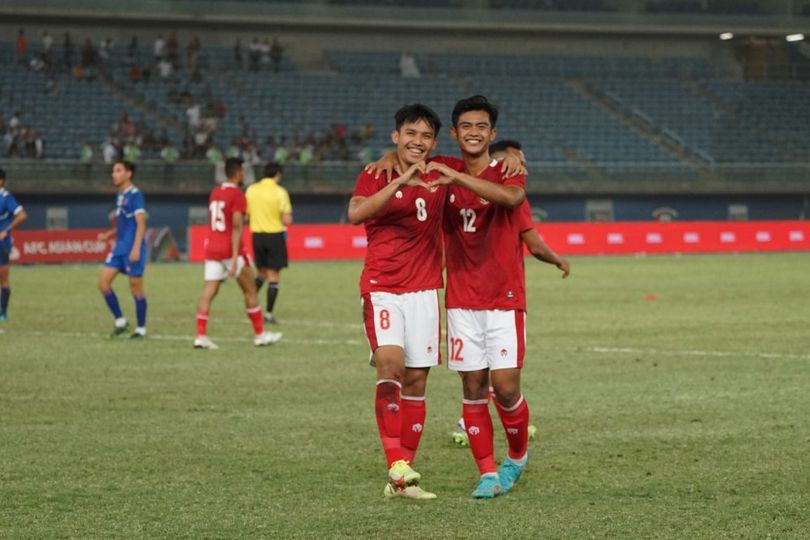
xmin=489 ymin=140 xmax=522 ymax=154
xmin=263 ymin=161 xmax=283 ymax=178
xmin=224 ymin=157 xmax=244 ymax=178
xmin=451 ymin=95 xmax=498 ymax=128
xmin=114 ymin=160 xmax=136 ymax=175
xmin=394 ymin=103 xmax=442 ymax=136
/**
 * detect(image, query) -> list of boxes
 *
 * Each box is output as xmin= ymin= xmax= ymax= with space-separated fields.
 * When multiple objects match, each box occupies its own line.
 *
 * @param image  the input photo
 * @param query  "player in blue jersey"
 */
xmin=97 ymin=160 xmax=149 ymax=338
xmin=0 ymin=168 xmax=28 ymax=323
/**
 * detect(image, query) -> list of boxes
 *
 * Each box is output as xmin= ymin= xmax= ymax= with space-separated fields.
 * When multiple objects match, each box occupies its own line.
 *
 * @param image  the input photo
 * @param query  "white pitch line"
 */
xmin=5 ymin=330 xmax=805 ymax=360
xmin=148 ymin=316 xmax=362 ymax=330
xmin=581 ymin=346 xmax=810 ymax=361
xmin=16 ymin=329 xmax=363 ymax=346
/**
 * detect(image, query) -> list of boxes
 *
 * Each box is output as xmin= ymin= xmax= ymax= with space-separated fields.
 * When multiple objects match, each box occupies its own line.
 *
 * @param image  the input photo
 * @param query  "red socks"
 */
xmin=246 ymin=306 xmax=264 ymax=335
xmin=399 ymin=395 xmax=426 ymax=463
xmin=375 ymin=380 xmax=404 ymax=467
xmin=196 ymin=310 xmax=208 ymax=336
xmin=463 ymin=400 xmax=497 ymax=475
xmin=493 ymin=394 xmax=530 ymax=460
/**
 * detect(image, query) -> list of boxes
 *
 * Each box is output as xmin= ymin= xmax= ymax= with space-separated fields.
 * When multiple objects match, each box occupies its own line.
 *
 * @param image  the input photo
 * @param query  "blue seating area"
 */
xmin=4 ymin=41 xmax=810 ymax=175
xmin=591 ymin=79 xmax=789 ymax=163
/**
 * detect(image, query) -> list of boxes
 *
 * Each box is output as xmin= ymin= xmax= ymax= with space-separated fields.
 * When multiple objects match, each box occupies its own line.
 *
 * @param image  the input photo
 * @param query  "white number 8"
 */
xmin=415 ymin=198 xmax=427 ymax=222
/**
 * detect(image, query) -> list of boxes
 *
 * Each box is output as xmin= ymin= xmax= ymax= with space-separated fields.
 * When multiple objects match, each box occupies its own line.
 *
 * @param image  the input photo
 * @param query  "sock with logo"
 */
xmin=399 ymin=395 xmax=426 ymax=464
xmin=102 ymin=289 xmax=123 ymax=320
xmin=463 ymin=399 xmax=497 ymax=475
xmin=246 ymin=305 xmax=264 ymax=335
xmin=493 ymin=394 xmax=530 ymax=460
xmin=375 ymin=380 xmax=404 ymax=467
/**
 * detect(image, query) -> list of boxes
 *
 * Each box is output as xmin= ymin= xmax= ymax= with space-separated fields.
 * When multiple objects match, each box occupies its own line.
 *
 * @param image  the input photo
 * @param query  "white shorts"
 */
xmin=446 ymin=308 xmax=526 ymax=372
xmin=204 ymin=255 xmax=248 ymax=282
xmin=361 ymin=290 xmax=441 ymax=369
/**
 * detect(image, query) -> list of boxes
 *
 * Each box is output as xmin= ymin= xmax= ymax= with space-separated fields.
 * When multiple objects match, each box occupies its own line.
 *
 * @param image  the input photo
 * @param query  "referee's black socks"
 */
xmin=255 ymin=275 xmax=266 ymax=292
xmin=266 ymin=282 xmax=279 ymax=314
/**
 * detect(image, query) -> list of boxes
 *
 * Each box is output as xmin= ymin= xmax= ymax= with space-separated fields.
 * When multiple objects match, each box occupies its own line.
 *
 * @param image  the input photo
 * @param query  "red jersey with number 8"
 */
xmin=205 ymin=182 xmax=248 ymax=260
xmin=443 ymin=161 xmax=527 ymax=311
xmin=352 ymin=169 xmax=447 ymax=295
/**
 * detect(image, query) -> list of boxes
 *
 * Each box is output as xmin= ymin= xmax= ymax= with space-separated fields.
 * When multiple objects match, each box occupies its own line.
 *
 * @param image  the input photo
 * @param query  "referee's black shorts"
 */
xmin=252 ymin=232 xmax=288 ymax=270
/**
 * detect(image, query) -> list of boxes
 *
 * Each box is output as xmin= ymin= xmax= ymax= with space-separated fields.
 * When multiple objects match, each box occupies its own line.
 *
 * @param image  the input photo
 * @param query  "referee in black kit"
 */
xmin=246 ymin=162 xmax=293 ymax=324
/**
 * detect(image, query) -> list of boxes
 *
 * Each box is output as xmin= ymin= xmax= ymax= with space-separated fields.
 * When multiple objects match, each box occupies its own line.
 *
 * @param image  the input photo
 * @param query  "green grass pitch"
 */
xmin=1 ymin=253 xmax=809 ymax=538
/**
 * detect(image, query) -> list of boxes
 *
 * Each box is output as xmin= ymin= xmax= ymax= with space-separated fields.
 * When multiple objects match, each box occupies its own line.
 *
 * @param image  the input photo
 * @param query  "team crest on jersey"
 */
xmin=507 ymin=291 xmax=514 ymax=298
xmin=449 ymin=194 xmax=455 ymax=203
xmin=395 ymin=190 xmax=403 ymax=199
xmin=500 ymin=348 xmax=508 ymax=357
xmin=412 ymin=423 xmax=423 ymax=433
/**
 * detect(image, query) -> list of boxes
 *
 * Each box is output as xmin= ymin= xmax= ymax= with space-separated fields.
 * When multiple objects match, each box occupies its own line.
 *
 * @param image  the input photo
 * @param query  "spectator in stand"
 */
xmin=226 ymin=139 xmax=241 ymax=159
xmin=167 ymin=32 xmax=179 ymax=62
xmin=161 ymin=140 xmax=179 ymax=164
xmin=123 ymin=141 xmax=141 ymax=163
xmin=260 ymin=39 xmax=271 ymax=70
xmin=234 ymin=38 xmax=243 ymax=70
xmin=299 ymin=144 xmax=315 ymax=166
xmin=206 ymin=145 xmax=223 ymax=164
xmin=80 ymin=141 xmax=94 ymax=163
xmin=9 ymin=113 xmax=21 ymax=131
xmin=45 ymin=75 xmax=61 ymax=95
xmin=186 ymin=102 xmax=202 ymax=130
xmin=81 ymin=39 xmax=96 ymax=66
xmin=274 ymin=136 xmax=289 ymax=164
xmin=29 ymin=54 xmax=47 ymax=72
xmin=248 ymin=38 xmax=261 ymax=72
xmin=15 ymin=29 xmax=27 ymax=66
xmin=42 ymin=31 xmax=54 ymax=59
xmin=399 ymin=51 xmax=421 ymax=78
xmin=270 ymin=37 xmax=284 ymax=73
xmin=187 ymin=36 xmax=201 ymax=74
xmin=159 ymin=58 xmax=173 ymax=80
xmin=153 ymin=34 xmax=165 ymax=62
xmin=129 ymin=64 xmax=143 ymax=83
xmin=102 ymin=137 xmax=119 ymax=164
xmin=98 ymin=38 xmax=111 ymax=64
xmin=193 ymin=128 xmax=209 ymax=159
xmin=128 ymin=36 xmax=139 ymax=62
xmin=64 ymin=32 xmax=75 ymax=69
xmin=33 ymin=131 xmax=44 ymax=159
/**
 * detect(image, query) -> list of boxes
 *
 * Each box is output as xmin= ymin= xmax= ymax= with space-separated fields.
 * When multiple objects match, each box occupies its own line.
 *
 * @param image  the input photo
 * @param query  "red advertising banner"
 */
xmin=188 ymin=221 xmax=810 ymax=262
xmin=11 ymin=229 xmax=114 ymax=264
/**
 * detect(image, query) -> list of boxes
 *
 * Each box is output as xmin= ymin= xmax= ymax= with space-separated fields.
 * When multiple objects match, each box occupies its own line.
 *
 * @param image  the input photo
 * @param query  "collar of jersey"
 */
xmin=122 ymin=185 xmax=137 ymax=194
xmin=222 ymin=182 xmax=238 ymax=189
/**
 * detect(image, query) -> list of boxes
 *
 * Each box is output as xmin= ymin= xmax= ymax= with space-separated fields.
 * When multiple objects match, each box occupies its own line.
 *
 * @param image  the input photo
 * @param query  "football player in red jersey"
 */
xmin=426 ymin=96 xmax=532 ymax=499
xmin=348 ymin=104 xmax=446 ymax=500
xmin=194 ymin=157 xmax=281 ymax=349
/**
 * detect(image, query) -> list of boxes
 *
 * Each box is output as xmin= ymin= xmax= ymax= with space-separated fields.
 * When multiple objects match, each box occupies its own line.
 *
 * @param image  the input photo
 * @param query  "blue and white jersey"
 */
xmin=113 ymin=185 xmax=146 ymax=256
xmin=0 ymin=188 xmax=24 ymax=248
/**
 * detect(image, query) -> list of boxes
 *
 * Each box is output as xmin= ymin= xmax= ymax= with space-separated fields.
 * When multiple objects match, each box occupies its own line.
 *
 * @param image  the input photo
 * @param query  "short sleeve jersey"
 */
xmin=352 ymin=168 xmax=447 ymax=295
xmin=205 ymin=182 xmax=248 ymax=260
xmin=113 ymin=185 xmax=146 ymax=256
xmin=245 ymin=178 xmax=292 ymax=233
xmin=443 ymin=160 xmax=527 ymax=311
xmin=517 ymin=199 xmax=534 ymax=233
xmin=0 ymin=188 xmax=23 ymax=248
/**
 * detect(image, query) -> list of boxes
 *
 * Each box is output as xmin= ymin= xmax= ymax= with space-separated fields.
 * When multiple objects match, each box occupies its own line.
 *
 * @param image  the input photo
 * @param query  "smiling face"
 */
xmin=451 ymin=110 xmax=497 ymax=158
xmin=391 ymin=118 xmax=437 ymax=168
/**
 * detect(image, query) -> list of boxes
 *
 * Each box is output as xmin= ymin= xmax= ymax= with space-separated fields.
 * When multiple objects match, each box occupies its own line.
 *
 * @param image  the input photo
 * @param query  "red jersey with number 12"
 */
xmin=352 ymin=169 xmax=447 ymax=295
xmin=444 ymin=160 xmax=526 ymax=311
xmin=205 ymin=182 xmax=248 ymax=260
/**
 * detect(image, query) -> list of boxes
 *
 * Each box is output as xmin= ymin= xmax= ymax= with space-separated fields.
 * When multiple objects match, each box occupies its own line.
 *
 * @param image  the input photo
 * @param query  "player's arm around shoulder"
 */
xmin=427 ymin=162 xmax=525 ymax=208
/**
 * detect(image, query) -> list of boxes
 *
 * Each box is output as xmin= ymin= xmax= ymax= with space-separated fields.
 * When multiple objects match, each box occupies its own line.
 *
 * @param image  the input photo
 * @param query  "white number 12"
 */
xmin=460 ymin=208 xmax=476 ymax=232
